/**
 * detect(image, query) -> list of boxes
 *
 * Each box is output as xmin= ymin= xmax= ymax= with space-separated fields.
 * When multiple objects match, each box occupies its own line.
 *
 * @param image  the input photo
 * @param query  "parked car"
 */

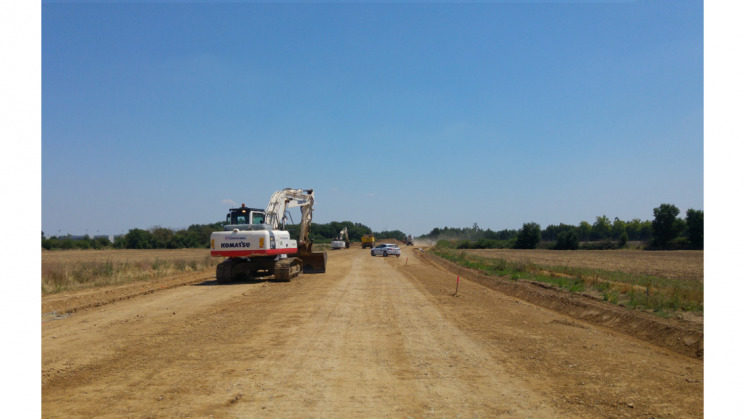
xmin=370 ymin=243 xmax=401 ymax=257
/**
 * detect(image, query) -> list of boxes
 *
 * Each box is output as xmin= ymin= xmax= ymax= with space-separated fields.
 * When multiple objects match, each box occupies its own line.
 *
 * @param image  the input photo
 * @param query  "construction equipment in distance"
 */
xmin=210 ymin=188 xmax=327 ymax=283
xmin=405 ymin=234 xmax=414 ymax=246
xmin=330 ymin=227 xmax=350 ymax=249
xmin=361 ymin=234 xmax=375 ymax=249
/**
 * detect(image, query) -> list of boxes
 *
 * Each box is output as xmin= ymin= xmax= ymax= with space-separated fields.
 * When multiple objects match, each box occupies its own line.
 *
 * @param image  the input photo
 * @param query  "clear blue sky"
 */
xmin=41 ymin=1 xmax=703 ymax=237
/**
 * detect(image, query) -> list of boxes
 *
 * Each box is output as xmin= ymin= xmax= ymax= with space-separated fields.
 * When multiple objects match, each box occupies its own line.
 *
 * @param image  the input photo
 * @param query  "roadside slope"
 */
xmin=416 ymin=249 xmax=703 ymax=359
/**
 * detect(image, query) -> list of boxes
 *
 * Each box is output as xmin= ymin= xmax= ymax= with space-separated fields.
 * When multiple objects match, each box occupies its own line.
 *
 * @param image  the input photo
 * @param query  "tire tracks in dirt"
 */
xmin=42 ymin=246 xmax=702 ymax=417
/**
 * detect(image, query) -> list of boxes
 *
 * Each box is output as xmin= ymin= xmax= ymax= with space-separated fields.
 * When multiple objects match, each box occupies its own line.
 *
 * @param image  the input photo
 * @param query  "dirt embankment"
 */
xmin=417 ymin=250 xmax=703 ymax=359
xmin=42 ymin=270 xmax=214 ymax=317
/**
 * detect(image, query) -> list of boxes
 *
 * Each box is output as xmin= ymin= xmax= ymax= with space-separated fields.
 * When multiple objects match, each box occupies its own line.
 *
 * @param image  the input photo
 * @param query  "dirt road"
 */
xmin=42 ymin=246 xmax=702 ymax=417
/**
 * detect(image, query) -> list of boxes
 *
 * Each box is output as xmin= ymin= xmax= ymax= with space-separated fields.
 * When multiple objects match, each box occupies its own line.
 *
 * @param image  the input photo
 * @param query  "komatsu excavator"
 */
xmin=210 ymin=188 xmax=327 ymax=283
xmin=330 ymin=227 xmax=350 ymax=250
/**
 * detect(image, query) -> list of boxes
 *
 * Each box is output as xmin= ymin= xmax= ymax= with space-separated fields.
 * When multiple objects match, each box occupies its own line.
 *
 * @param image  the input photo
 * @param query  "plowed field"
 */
xmin=42 ymin=246 xmax=703 ymax=417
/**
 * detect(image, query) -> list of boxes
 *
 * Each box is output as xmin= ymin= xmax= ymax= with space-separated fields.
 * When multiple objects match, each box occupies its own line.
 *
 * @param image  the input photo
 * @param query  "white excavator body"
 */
xmin=209 ymin=188 xmax=326 ymax=282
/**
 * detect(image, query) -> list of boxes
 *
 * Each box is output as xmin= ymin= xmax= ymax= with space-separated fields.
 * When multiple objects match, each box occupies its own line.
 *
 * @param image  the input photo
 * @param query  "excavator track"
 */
xmin=216 ymin=258 xmax=257 ymax=283
xmin=216 ymin=259 xmax=237 ymax=284
xmin=275 ymin=257 xmax=302 ymax=282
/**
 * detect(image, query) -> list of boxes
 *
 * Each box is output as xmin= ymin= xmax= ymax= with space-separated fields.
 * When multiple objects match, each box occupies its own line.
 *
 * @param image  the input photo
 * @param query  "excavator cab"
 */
xmin=225 ymin=205 xmax=266 ymax=229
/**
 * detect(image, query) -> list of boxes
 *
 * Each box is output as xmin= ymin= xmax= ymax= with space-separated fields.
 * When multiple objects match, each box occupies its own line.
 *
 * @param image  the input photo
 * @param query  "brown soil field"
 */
xmin=42 ymin=247 xmax=703 ymax=417
xmin=464 ymin=248 xmax=703 ymax=282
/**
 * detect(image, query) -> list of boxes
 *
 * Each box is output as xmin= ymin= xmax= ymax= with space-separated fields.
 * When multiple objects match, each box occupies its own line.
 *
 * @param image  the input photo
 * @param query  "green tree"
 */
xmin=514 ymin=222 xmax=541 ymax=249
xmin=592 ymin=215 xmax=612 ymax=240
xmin=77 ymin=235 xmax=92 ymax=250
xmin=376 ymin=230 xmax=406 ymax=240
xmin=578 ymin=221 xmax=592 ymax=242
xmin=60 ymin=237 xmax=74 ymax=249
xmin=113 ymin=235 xmax=126 ymax=249
xmin=639 ymin=220 xmax=654 ymax=241
xmin=185 ymin=223 xmax=221 ymax=248
xmin=625 ymin=218 xmax=642 ymax=241
xmin=652 ymin=203 xmax=684 ymax=249
xmin=94 ymin=236 xmax=111 ymax=249
xmin=349 ymin=222 xmax=373 ymax=241
xmin=612 ymin=217 xmax=626 ymax=240
xmin=543 ymin=224 xmax=560 ymax=242
xmin=150 ymin=227 xmax=174 ymax=249
xmin=686 ymin=209 xmax=704 ymax=249
xmin=124 ymin=228 xmax=153 ymax=249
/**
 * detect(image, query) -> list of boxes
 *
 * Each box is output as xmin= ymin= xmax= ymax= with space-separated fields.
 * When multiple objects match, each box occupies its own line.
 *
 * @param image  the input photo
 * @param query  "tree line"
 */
xmin=42 ymin=220 xmax=412 ymax=250
xmin=422 ymin=203 xmax=703 ymax=251
xmin=42 ymin=203 xmax=702 ymax=251
xmin=42 ymin=222 xmax=224 ymax=250
xmin=41 ymin=234 xmax=113 ymax=250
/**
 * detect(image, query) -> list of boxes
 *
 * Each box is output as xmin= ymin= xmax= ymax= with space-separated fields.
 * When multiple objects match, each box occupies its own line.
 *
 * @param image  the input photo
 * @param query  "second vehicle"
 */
xmin=370 ymin=243 xmax=401 ymax=257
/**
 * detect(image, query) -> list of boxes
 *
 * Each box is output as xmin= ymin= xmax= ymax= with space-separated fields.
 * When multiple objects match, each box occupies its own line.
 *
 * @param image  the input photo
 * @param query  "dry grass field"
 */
xmin=465 ymin=248 xmax=703 ymax=282
xmin=42 ymin=248 xmax=213 ymax=264
xmin=41 ymin=249 xmax=219 ymax=294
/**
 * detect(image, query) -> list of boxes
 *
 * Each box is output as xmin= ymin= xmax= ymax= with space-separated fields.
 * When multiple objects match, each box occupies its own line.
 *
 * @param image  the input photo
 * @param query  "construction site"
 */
xmin=42 ymin=240 xmax=703 ymax=417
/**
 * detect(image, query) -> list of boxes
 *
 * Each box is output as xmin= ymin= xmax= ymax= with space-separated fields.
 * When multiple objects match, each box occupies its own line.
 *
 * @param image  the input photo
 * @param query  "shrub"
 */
xmin=579 ymin=241 xmax=617 ymax=250
xmin=666 ymin=237 xmax=690 ymax=250
xmin=455 ymin=238 xmax=514 ymax=249
xmin=619 ymin=231 xmax=628 ymax=248
xmin=435 ymin=240 xmax=455 ymax=249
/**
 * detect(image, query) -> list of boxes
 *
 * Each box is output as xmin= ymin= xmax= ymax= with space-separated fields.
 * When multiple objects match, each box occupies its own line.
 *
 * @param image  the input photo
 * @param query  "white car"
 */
xmin=370 ymin=243 xmax=401 ymax=257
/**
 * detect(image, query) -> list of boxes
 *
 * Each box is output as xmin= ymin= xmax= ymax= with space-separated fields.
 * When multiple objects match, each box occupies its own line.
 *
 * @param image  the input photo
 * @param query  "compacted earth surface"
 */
xmin=42 ymin=246 xmax=702 ymax=417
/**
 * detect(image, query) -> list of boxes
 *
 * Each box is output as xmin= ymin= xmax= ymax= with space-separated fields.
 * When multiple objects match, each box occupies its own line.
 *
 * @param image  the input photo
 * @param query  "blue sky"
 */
xmin=41 ymin=1 xmax=703 ymax=237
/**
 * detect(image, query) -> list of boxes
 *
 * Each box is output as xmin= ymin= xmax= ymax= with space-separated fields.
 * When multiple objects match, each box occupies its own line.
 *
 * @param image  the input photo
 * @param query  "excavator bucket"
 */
xmin=298 ymin=250 xmax=327 ymax=273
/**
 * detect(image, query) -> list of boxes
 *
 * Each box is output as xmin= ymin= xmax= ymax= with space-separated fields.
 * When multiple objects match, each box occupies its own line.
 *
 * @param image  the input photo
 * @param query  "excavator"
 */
xmin=330 ymin=227 xmax=350 ymax=249
xmin=210 ymin=188 xmax=327 ymax=283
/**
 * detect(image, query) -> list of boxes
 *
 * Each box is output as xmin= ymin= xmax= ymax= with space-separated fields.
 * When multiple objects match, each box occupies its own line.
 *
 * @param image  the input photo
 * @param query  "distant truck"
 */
xmin=361 ymin=234 xmax=375 ymax=249
xmin=405 ymin=235 xmax=414 ymax=246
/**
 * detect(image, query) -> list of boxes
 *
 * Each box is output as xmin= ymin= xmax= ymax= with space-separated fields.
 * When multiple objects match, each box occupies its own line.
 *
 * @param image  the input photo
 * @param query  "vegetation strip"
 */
xmin=419 ymin=249 xmax=703 ymax=359
xmin=431 ymin=246 xmax=702 ymax=315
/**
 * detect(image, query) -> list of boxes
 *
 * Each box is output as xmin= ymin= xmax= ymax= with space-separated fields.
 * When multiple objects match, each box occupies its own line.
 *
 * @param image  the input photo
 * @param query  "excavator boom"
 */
xmin=264 ymin=188 xmax=326 ymax=272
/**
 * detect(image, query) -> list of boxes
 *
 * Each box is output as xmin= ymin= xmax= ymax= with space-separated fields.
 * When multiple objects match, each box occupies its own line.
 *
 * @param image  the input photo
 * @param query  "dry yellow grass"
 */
xmin=42 ymin=248 xmax=213 ymax=264
xmin=42 ymin=249 xmax=220 ymax=294
xmin=465 ymin=249 xmax=703 ymax=283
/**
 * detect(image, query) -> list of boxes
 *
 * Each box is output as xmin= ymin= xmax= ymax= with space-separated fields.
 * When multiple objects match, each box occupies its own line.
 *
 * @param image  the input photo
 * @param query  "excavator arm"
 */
xmin=264 ymin=188 xmax=314 ymax=230
xmin=263 ymin=188 xmax=325 ymax=272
